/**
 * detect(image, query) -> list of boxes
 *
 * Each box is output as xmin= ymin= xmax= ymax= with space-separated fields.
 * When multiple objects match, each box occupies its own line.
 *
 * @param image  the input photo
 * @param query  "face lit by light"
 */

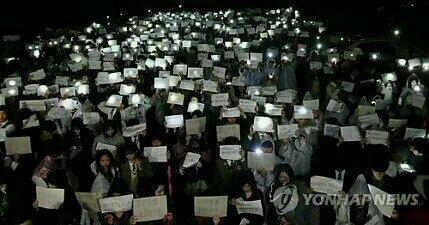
xmin=331 ymin=57 xmax=338 ymax=63
xmin=394 ymin=29 xmax=400 ymax=36
xmin=371 ymin=54 xmax=378 ymax=60
xmin=33 ymin=50 xmax=40 ymax=58
xmin=385 ymin=73 xmax=396 ymax=81
xmin=8 ymin=89 xmax=16 ymax=95
xmin=397 ymin=59 xmax=406 ymax=66
xmin=39 ymin=85 xmax=48 ymax=94
xmin=73 ymin=45 xmax=80 ymax=51
xmin=298 ymin=107 xmax=307 ymax=115
xmin=413 ymin=85 xmax=421 ymax=93
xmin=131 ymin=95 xmax=141 ymax=104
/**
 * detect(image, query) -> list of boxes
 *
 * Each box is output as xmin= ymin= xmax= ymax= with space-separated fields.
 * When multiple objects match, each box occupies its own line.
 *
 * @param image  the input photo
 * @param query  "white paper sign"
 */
xmin=404 ymin=128 xmax=426 ymax=140
xmin=303 ymin=99 xmax=319 ymax=110
xmin=5 ymin=136 xmax=32 ymax=155
xmin=183 ymin=152 xmax=201 ymax=168
xmin=36 ymin=186 xmax=64 ymax=209
xmin=185 ymin=117 xmax=206 ymax=135
xmin=154 ymin=78 xmax=169 ymax=89
xmin=340 ymin=126 xmax=361 ymax=142
xmin=167 ymin=92 xmax=185 ymax=105
xmin=222 ymin=107 xmax=241 ymax=118
xmin=133 ymin=195 xmax=168 ymax=222
xmin=211 ymin=93 xmax=229 ymax=106
xmin=203 ymin=80 xmax=218 ymax=93
xmin=236 ymin=200 xmax=263 ymax=216
xmin=253 ymin=116 xmax=274 ymax=133
xmin=29 ymin=69 xmax=46 ymax=81
xmin=247 ymin=152 xmax=275 ymax=171
xmin=194 ymin=196 xmax=228 ymax=217
xmin=324 ymin=124 xmax=340 ymax=138
xmin=341 ymin=81 xmax=355 ymax=93
xmin=368 ymin=185 xmax=395 ymax=218
xmin=219 ymin=145 xmax=241 ymax=161
xmin=179 ymin=80 xmax=195 ymax=91
xmin=366 ymin=130 xmax=389 ymax=146
xmin=277 ymin=124 xmax=299 ymax=139
xmin=165 ymin=115 xmax=184 ymax=128
xmin=216 ymin=124 xmax=241 ymax=141
xmin=310 ymin=176 xmax=343 ymax=195
xmin=99 ymin=194 xmax=133 ymax=213
xmin=239 ymin=99 xmax=257 ymax=113
xmin=388 ymin=119 xmax=407 ymax=128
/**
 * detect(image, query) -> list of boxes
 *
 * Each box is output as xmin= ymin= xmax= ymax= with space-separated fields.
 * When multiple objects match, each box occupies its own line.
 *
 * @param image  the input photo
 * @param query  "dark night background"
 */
xmin=0 ymin=0 xmax=428 ymax=50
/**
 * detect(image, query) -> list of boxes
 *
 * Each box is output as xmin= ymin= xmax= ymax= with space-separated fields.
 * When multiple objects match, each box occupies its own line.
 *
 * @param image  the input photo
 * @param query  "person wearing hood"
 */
xmin=276 ymin=126 xmax=313 ymax=178
xmin=254 ymin=137 xmax=282 ymax=193
xmin=92 ymin=121 xmax=125 ymax=159
xmin=277 ymin=56 xmax=298 ymax=92
xmin=335 ymin=174 xmax=385 ymax=225
xmin=268 ymin=163 xmax=315 ymax=225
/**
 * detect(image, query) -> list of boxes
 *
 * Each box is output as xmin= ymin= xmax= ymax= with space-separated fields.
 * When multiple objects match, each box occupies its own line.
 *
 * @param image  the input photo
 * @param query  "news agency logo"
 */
xmin=302 ymin=193 xmax=420 ymax=206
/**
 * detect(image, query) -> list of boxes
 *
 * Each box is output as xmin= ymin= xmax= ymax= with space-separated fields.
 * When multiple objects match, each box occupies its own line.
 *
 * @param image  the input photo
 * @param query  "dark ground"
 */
xmin=0 ymin=0 xmax=428 ymax=51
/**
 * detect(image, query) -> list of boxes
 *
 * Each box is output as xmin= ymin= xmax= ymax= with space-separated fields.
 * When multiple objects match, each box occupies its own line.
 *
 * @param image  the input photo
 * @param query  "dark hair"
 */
xmin=124 ymin=141 xmax=139 ymax=156
xmin=223 ymin=136 xmax=240 ymax=145
xmin=41 ymin=120 xmax=57 ymax=133
xmin=370 ymin=147 xmax=389 ymax=173
xmin=102 ymin=120 xmax=118 ymax=137
xmin=410 ymin=138 xmax=427 ymax=155
xmin=274 ymin=163 xmax=295 ymax=183
xmin=238 ymin=170 xmax=257 ymax=190
xmin=71 ymin=117 xmax=85 ymax=131
xmin=261 ymin=140 xmax=274 ymax=149
xmin=95 ymin=149 xmax=117 ymax=182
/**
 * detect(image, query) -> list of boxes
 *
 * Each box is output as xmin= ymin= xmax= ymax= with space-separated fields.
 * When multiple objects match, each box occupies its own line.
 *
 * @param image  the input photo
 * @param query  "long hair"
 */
xmin=95 ymin=149 xmax=118 ymax=183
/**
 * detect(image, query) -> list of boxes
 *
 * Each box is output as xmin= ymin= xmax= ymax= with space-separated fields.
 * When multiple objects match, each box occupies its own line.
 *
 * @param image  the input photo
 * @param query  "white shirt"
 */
xmin=128 ymin=161 xmax=137 ymax=180
xmin=335 ymin=169 xmax=345 ymax=181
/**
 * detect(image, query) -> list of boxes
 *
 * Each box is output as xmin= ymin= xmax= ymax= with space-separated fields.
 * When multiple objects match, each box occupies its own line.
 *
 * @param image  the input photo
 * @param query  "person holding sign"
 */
xmin=230 ymin=172 xmax=264 ymax=225
xmin=92 ymin=121 xmax=125 ymax=159
xmin=267 ymin=164 xmax=313 ymax=225
xmin=120 ymin=143 xmax=154 ymax=196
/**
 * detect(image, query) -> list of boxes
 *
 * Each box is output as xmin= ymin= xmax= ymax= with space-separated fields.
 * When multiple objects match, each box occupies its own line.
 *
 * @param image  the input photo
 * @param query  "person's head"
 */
xmin=124 ymin=142 xmax=139 ymax=162
xmin=0 ymin=109 xmax=8 ymax=123
xmin=370 ymin=148 xmax=389 ymax=181
xmin=296 ymin=118 xmax=307 ymax=128
xmin=410 ymin=138 xmax=427 ymax=156
xmin=152 ymin=136 xmax=162 ymax=147
xmin=275 ymin=164 xmax=294 ymax=186
xmin=71 ymin=117 xmax=85 ymax=133
xmin=96 ymin=149 xmax=115 ymax=171
xmin=408 ymin=75 xmax=419 ymax=89
xmin=40 ymin=120 xmax=57 ymax=140
xmin=102 ymin=121 xmax=118 ymax=138
xmin=260 ymin=140 xmax=274 ymax=153
xmin=226 ymin=116 xmax=237 ymax=124
xmin=238 ymin=170 xmax=256 ymax=192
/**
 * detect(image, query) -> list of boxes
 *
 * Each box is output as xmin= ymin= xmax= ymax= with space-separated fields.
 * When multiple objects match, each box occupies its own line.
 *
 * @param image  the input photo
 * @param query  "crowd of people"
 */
xmin=0 ymin=7 xmax=428 ymax=225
